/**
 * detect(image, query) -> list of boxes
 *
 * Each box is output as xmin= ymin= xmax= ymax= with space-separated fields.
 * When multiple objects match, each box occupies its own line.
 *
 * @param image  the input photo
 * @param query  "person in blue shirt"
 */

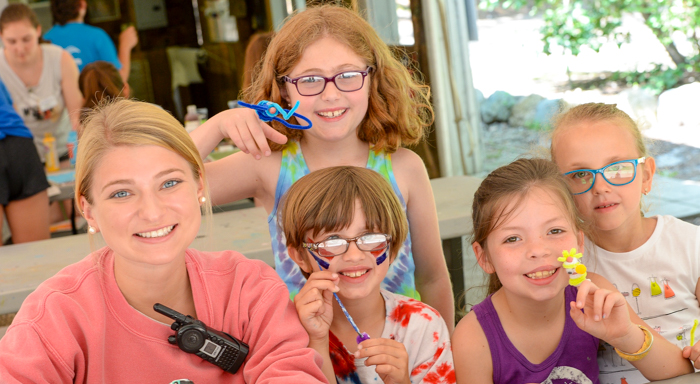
xmin=0 ymin=79 xmax=50 ymax=245
xmin=44 ymin=0 xmax=138 ymax=82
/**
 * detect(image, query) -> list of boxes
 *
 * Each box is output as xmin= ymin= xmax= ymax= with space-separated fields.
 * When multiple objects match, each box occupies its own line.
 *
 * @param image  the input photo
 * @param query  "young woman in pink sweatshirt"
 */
xmin=0 ymin=99 xmax=328 ymax=384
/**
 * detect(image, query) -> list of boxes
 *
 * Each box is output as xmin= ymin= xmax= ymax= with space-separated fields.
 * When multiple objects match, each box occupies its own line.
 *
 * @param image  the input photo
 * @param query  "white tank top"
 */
xmin=0 ymin=44 xmax=70 ymax=160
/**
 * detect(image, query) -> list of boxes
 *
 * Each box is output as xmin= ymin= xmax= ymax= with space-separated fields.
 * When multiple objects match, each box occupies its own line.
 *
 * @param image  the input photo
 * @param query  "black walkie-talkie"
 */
xmin=154 ymin=303 xmax=249 ymax=374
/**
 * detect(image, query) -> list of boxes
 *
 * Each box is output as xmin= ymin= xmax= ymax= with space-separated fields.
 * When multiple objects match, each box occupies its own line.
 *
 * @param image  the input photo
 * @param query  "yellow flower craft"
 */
xmin=557 ymin=248 xmax=587 ymax=286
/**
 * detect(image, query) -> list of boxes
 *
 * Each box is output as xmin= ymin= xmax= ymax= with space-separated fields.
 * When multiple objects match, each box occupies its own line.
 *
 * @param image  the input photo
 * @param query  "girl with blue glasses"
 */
xmin=551 ymin=103 xmax=700 ymax=384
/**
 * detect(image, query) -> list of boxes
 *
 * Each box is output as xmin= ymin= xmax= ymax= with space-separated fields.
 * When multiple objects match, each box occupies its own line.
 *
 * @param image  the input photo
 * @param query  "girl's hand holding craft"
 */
xmin=570 ymin=279 xmax=644 ymax=353
xmin=196 ymin=107 xmax=288 ymax=160
xmin=681 ymin=344 xmax=700 ymax=369
xmin=355 ymin=338 xmax=411 ymax=384
xmin=681 ymin=320 xmax=700 ymax=368
xmin=294 ymin=271 xmax=339 ymax=342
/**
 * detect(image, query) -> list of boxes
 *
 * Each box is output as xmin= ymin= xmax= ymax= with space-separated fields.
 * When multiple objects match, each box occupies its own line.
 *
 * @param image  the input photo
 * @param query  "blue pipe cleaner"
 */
xmin=237 ymin=100 xmax=312 ymax=130
xmin=310 ymin=252 xmax=375 ymax=344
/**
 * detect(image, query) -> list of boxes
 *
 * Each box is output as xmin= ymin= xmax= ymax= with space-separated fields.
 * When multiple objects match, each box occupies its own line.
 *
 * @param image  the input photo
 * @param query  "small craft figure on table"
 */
xmin=558 ymin=248 xmax=587 ymax=286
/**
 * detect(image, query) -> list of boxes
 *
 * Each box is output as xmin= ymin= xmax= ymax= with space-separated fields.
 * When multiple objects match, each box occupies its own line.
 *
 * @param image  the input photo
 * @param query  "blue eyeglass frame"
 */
xmin=563 ymin=157 xmax=646 ymax=195
xmin=282 ymin=66 xmax=373 ymax=96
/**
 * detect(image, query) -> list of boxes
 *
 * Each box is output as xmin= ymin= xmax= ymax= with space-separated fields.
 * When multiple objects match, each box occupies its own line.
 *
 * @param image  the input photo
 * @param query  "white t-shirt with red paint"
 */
xmin=329 ymin=290 xmax=455 ymax=384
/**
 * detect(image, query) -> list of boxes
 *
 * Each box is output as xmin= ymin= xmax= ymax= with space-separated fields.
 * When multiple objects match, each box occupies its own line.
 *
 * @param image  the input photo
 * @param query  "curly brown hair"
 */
xmin=242 ymin=5 xmax=433 ymax=153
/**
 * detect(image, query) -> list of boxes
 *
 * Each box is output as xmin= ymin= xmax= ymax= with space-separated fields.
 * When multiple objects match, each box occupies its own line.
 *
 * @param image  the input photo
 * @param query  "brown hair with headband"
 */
xmin=279 ymin=166 xmax=407 ymax=278
xmin=471 ymin=158 xmax=590 ymax=296
xmin=242 ymin=5 xmax=433 ymax=153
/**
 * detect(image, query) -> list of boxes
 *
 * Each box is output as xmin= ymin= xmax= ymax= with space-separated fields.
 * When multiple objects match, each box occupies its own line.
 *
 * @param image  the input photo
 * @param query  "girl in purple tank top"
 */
xmin=451 ymin=159 xmax=692 ymax=383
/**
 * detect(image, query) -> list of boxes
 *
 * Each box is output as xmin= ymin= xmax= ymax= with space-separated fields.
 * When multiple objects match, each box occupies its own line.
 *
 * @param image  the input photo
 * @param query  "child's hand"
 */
xmin=213 ymin=108 xmax=288 ymax=159
xmin=293 ymin=271 xmax=339 ymax=342
xmin=569 ymin=279 xmax=636 ymax=345
xmin=682 ymin=344 xmax=700 ymax=369
xmin=354 ymin=338 xmax=411 ymax=384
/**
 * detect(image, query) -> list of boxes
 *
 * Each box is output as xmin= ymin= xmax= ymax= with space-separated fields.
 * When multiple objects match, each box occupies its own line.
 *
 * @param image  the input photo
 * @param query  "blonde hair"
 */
xmin=243 ymin=5 xmax=433 ymax=153
xmin=279 ymin=166 xmax=407 ymax=277
xmin=75 ymin=99 xmax=212 ymax=220
xmin=551 ymin=103 xmax=648 ymax=161
xmin=471 ymin=158 xmax=589 ymax=296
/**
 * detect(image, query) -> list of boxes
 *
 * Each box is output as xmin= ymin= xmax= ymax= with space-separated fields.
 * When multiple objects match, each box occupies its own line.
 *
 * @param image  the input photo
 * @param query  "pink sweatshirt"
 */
xmin=0 ymin=247 xmax=328 ymax=383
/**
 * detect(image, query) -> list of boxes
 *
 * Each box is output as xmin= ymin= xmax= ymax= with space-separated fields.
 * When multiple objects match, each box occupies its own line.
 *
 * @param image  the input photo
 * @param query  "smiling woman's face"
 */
xmin=80 ymin=145 xmax=203 ymax=266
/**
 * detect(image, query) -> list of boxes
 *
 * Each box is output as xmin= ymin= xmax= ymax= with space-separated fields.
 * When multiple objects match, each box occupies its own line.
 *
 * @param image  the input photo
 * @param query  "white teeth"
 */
xmin=340 ymin=270 xmax=368 ymax=278
xmin=136 ymin=225 xmax=175 ymax=238
xmin=598 ymin=203 xmax=615 ymax=209
xmin=526 ymin=269 xmax=556 ymax=279
xmin=317 ymin=109 xmax=346 ymax=118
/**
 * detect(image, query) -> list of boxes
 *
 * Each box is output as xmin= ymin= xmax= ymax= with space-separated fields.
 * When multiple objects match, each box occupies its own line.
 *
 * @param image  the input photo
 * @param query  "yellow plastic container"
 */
xmin=43 ymin=132 xmax=60 ymax=172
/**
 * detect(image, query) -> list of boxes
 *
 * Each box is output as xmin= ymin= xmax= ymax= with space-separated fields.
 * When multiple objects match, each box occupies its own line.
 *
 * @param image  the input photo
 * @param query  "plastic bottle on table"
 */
xmin=43 ymin=132 xmax=60 ymax=172
xmin=66 ymin=130 xmax=78 ymax=167
xmin=184 ymin=105 xmax=201 ymax=133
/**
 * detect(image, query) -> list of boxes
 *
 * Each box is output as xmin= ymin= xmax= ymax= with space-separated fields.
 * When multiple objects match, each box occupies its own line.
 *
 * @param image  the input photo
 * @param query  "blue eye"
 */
xmin=163 ymin=179 xmax=180 ymax=189
xmin=111 ymin=190 xmax=130 ymax=199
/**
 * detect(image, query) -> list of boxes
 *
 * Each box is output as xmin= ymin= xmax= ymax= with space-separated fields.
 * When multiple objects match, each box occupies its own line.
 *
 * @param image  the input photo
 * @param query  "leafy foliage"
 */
xmin=480 ymin=0 xmax=700 ymax=91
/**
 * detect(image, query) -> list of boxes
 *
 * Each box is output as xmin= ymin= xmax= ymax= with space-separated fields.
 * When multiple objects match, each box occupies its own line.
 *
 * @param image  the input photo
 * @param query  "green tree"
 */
xmin=480 ymin=0 xmax=700 ymax=91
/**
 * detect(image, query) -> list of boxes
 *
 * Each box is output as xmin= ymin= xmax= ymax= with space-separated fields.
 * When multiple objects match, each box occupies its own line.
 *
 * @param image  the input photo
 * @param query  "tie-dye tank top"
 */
xmin=268 ymin=140 xmax=419 ymax=300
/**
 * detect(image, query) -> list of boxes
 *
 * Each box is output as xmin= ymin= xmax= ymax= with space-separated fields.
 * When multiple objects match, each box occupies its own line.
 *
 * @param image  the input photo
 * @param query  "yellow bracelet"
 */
xmin=614 ymin=324 xmax=654 ymax=362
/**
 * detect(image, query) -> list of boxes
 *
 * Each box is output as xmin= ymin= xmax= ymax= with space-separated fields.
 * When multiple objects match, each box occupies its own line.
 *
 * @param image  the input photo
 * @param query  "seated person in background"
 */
xmin=45 ymin=0 xmax=138 ymax=82
xmin=0 ymin=79 xmax=50 ymax=245
xmin=79 ymin=61 xmax=128 ymax=111
xmin=0 ymin=3 xmax=82 ymax=162
xmin=0 ymin=99 xmax=327 ymax=384
xmin=280 ymin=165 xmax=455 ymax=383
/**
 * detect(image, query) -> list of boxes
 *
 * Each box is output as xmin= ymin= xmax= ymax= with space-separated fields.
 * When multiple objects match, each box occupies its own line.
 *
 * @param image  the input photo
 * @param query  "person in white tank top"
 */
xmin=0 ymin=3 xmax=81 ymax=161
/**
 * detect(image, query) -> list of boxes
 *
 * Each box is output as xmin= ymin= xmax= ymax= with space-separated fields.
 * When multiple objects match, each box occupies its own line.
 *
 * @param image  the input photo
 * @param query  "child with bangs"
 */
xmin=279 ymin=166 xmax=455 ymax=384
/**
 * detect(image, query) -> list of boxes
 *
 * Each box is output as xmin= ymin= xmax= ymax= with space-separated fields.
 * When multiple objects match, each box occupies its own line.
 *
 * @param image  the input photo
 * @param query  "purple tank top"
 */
xmin=472 ymin=285 xmax=600 ymax=384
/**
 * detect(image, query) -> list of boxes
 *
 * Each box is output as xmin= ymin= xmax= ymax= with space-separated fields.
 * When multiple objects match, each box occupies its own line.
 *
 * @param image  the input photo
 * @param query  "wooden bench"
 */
xmin=0 ymin=175 xmax=482 ymax=316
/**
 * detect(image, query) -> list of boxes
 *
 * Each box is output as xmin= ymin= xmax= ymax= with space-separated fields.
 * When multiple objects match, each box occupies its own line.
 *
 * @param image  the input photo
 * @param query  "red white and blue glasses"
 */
xmin=302 ymin=233 xmax=391 ymax=344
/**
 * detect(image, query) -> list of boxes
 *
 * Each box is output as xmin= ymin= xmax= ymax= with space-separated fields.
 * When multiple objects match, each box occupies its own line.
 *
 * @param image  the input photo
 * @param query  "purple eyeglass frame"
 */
xmin=281 ymin=66 xmax=373 ymax=96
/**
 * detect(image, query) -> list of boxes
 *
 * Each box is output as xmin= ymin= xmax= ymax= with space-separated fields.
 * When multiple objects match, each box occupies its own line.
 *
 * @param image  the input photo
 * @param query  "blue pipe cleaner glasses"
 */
xmin=307 ymin=246 xmax=390 ymax=344
xmin=236 ymin=100 xmax=312 ymax=130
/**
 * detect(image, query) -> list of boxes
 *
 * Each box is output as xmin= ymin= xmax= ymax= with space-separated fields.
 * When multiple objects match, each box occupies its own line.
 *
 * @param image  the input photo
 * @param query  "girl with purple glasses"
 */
xmin=190 ymin=5 xmax=454 ymax=330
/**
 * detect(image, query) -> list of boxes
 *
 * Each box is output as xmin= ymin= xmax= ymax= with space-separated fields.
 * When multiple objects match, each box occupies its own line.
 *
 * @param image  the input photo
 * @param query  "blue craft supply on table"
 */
xmin=237 ymin=100 xmax=312 ymax=130
xmin=47 ymin=169 xmax=76 ymax=184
